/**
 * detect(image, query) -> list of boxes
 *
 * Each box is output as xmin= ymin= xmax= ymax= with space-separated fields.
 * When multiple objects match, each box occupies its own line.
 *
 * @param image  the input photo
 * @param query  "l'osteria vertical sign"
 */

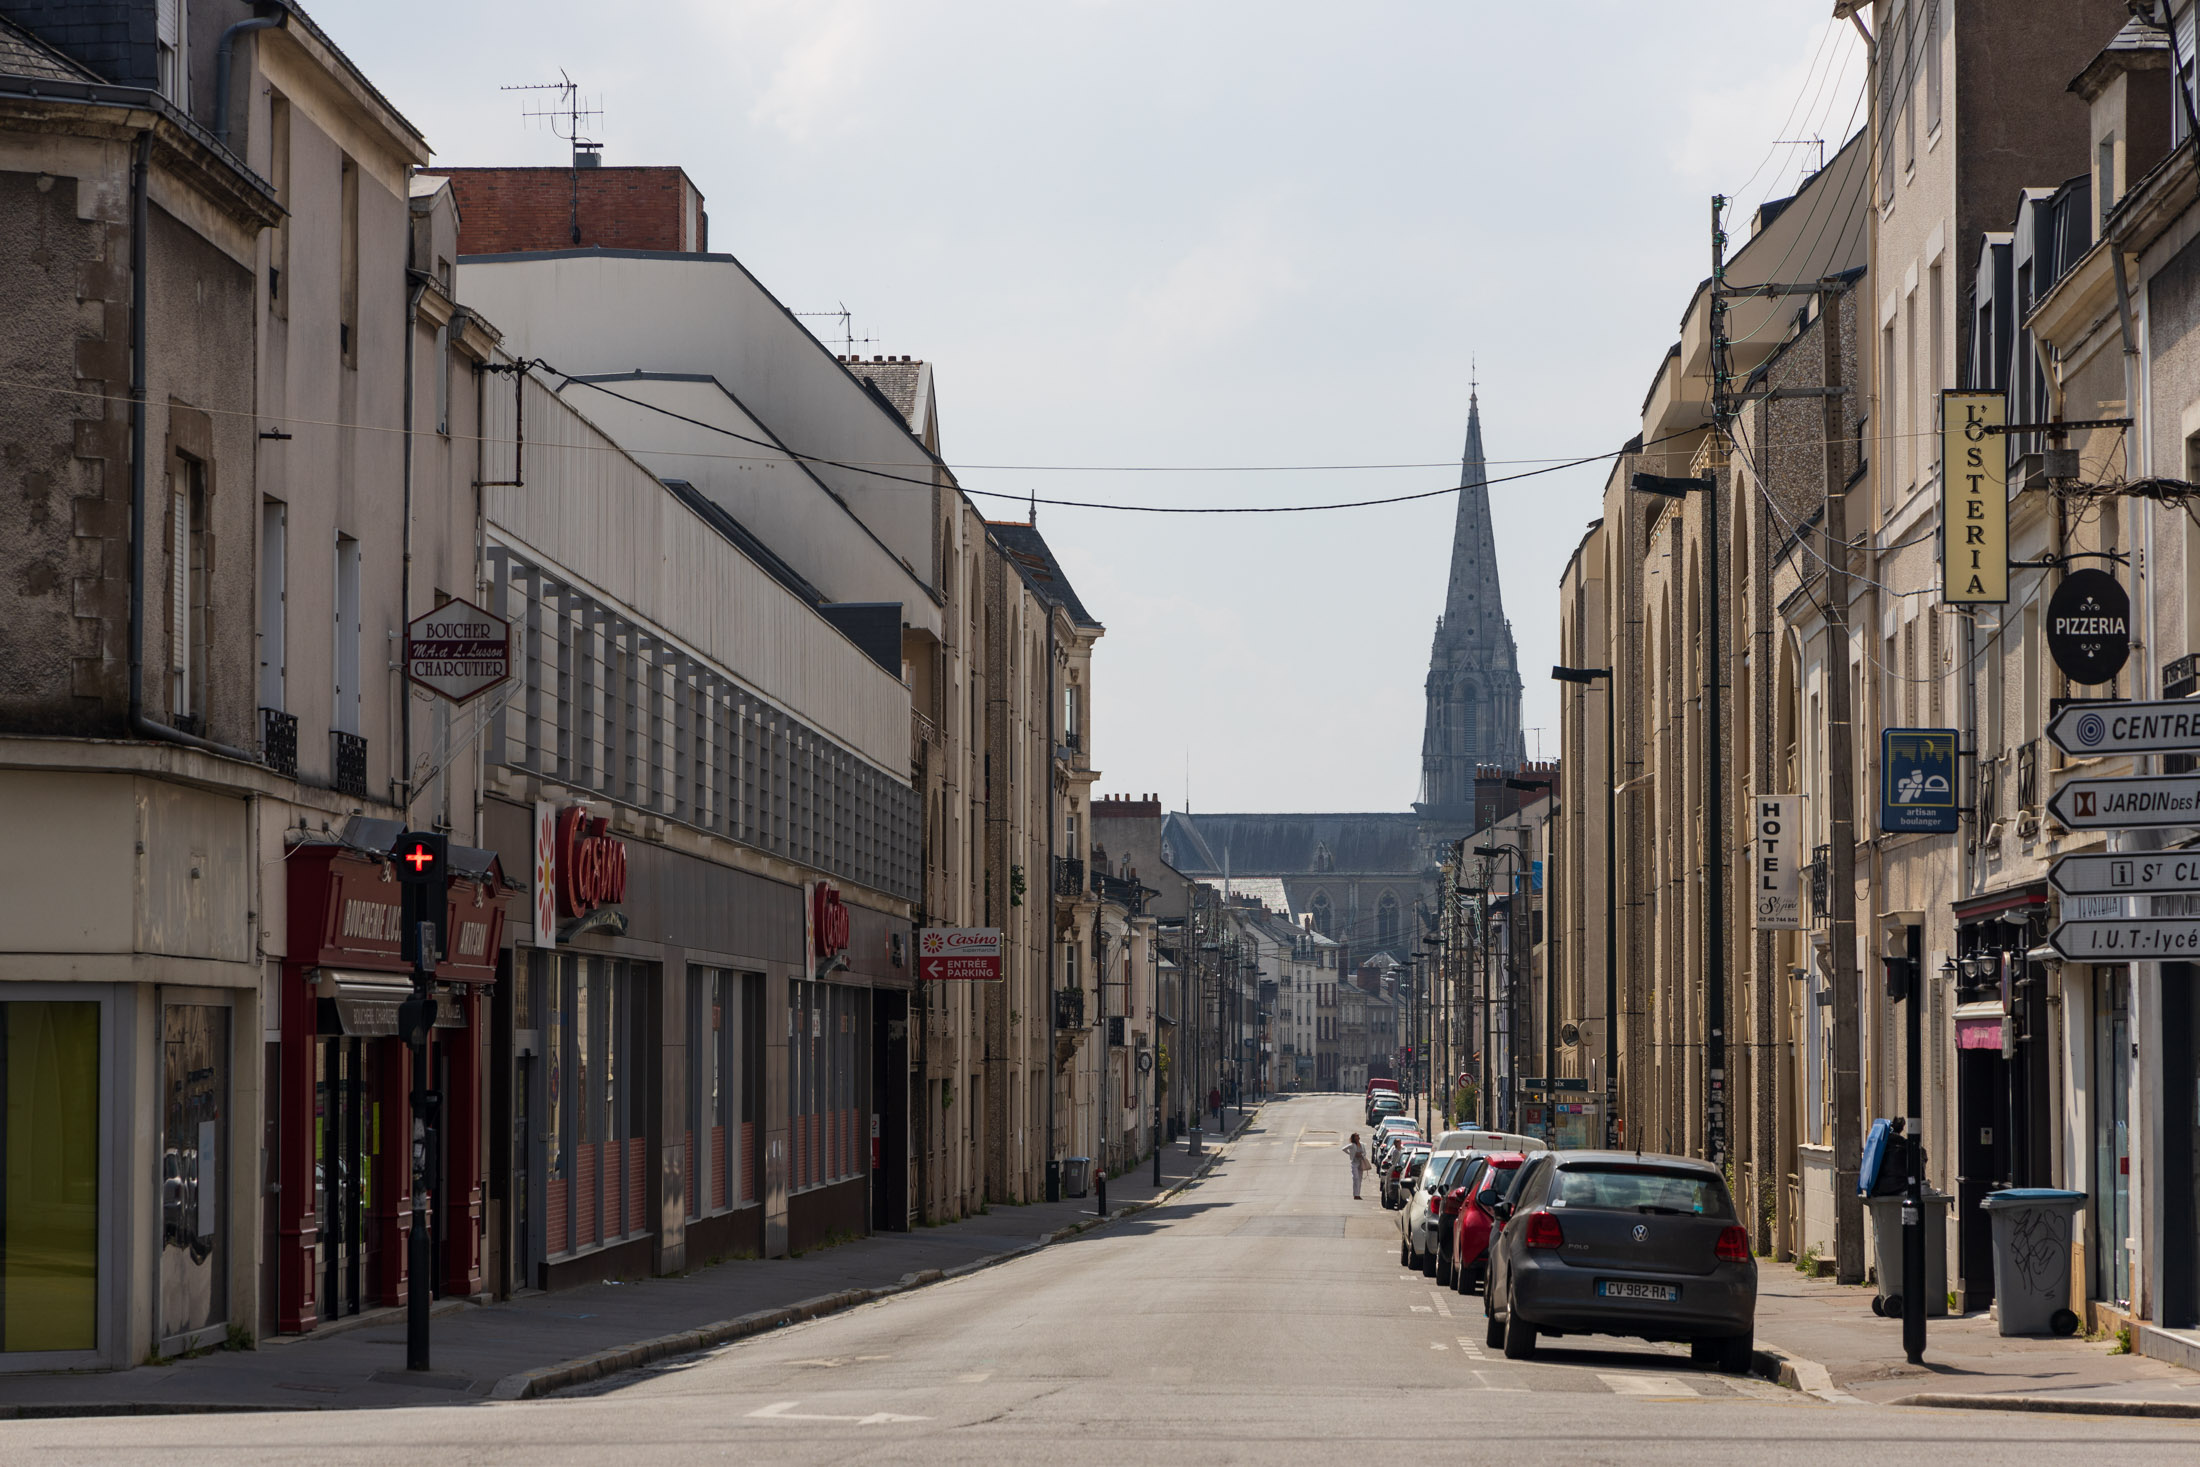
xmin=1942 ymin=390 xmax=2007 ymax=603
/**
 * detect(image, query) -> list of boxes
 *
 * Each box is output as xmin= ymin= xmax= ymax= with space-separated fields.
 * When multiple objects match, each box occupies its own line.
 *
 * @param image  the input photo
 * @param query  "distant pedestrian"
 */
xmin=1343 ymin=1134 xmax=1370 ymax=1199
xmin=1209 ymin=1086 xmax=1222 ymax=1121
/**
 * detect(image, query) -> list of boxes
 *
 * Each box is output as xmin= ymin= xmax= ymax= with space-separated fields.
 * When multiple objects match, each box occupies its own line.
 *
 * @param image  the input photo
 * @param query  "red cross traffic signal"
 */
xmin=393 ymin=831 xmax=449 ymax=970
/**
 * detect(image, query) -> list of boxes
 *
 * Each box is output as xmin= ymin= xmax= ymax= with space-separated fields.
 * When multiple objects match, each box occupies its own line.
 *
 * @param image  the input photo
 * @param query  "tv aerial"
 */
xmin=502 ymin=70 xmax=604 ymax=163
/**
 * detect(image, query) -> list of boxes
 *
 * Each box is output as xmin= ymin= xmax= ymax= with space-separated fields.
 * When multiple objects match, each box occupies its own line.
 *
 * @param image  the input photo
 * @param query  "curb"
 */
xmin=492 ymin=1108 xmax=1258 ymax=1401
xmin=1750 ymin=1342 xmax=1863 ymax=1404
xmin=1886 ymin=1391 xmax=2200 ymax=1419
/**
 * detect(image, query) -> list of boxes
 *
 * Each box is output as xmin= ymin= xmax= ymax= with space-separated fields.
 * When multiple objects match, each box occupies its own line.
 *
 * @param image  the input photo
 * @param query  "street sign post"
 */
xmin=918 ymin=927 xmax=1002 ymax=980
xmin=2048 ymin=851 xmax=2200 ymax=899
xmin=2045 ymin=774 xmax=2200 ymax=830
xmin=405 ymin=597 xmax=511 ymax=704
xmin=2047 ymin=699 xmax=2200 ymax=757
xmin=2049 ymin=918 xmax=2200 ymax=961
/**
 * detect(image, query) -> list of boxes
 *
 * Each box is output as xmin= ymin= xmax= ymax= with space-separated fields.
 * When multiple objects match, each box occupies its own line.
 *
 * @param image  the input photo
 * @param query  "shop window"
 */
xmin=1 ymin=1001 xmax=101 ymax=1353
xmin=159 ymin=1004 xmax=228 ymax=1346
xmin=544 ymin=954 xmax=651 ymax=1258
xmin=787 ymin=980 xmax=866 ymax=1193
xmin=688 ymin=968 xmax=757 ymax=1217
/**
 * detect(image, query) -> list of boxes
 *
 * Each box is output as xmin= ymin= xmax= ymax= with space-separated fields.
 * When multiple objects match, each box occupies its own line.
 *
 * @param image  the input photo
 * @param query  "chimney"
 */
xmin=573 ymin=141 xmax=603 ymax=169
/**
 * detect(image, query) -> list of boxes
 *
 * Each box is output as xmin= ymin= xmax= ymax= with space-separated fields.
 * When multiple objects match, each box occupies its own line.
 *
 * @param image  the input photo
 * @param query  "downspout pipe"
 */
xmin=399 ymin=273 xmax=429 ymax=813
xmin=213 ymin=7 xmax=287 ymax=150
xmin=128 ymin=125 xmax=260 ymax=764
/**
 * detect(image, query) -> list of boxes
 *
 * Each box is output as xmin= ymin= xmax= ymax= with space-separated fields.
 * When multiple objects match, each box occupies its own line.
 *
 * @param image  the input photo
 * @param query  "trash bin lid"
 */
xmin=1979 ymin=1188 xmax=2085 ymax=1209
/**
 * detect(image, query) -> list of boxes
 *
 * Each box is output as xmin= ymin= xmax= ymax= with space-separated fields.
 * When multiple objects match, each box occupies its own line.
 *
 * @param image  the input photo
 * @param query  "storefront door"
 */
xmin=158 ymin=1003 xmax=229 ymax=1349
xmin=315 ymin=1038 xmax=384 ymax=1319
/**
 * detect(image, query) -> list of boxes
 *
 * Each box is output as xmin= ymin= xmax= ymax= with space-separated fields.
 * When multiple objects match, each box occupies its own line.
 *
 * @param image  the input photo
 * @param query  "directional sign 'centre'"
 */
xmin=919 ymin=927 xmax=1002 ymax=980
xmin=406 ymin=597 xmax=511 ymax=705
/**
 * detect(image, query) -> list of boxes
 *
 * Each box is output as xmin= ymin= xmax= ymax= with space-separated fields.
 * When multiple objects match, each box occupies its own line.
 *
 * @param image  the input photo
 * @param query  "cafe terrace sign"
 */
xmin=405 ymin=597 xmax=510 ymax=704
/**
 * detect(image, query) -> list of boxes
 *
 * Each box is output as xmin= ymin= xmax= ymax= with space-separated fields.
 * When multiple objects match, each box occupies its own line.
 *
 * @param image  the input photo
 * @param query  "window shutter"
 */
xmin=157 ymin=0 xmax=180 ymax=47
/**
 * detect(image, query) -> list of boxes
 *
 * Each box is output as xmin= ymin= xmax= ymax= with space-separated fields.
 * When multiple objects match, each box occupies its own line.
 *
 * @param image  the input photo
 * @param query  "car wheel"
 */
xmin=1501 ymin=1313 xmax=1537 ymax=1360
xmin=1718 ymin=1333 xmax=1754 ymax=1376
xmin=1485 ymin=1310 xmax=1505 ymax=1351
xmin=1420 ymin=1249 xmax=1436 ymax=1278
xmin=1689 ymin=1338 xmax=1720 ymax=1366
xmin=1400 ymin=1238 xmax=1411 ymax=1267
xmin=1435 ymin=1253 xmax=1452 ymax=1288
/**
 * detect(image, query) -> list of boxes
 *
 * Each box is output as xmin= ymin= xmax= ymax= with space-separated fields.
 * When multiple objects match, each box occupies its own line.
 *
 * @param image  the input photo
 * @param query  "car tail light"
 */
xmin=1441 ymin=1188 xmax=1466 ymax=1216
xmin=1716 ymin=1226 xmax=1751 ymax=1263
xmin=1524 ymin=1210 xmax=1564 ymax=1250
xmin=1427 ymin=1193 xmax=1442 ymax=1212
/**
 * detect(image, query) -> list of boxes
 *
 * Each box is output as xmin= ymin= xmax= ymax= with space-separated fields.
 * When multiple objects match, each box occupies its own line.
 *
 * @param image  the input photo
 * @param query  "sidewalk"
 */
xmin=0 ymin=1106 xmax=1268 ymax=1418
xmin=1755 ymin=1263 xmax=2200 ymax=1416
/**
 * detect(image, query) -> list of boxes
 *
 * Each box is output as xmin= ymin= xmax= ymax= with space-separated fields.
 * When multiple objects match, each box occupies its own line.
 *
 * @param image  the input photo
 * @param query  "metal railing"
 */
xmin=1053 ymin=986 xmax=1086 ymax=1030
xmin=260 ymin=708 xmax=298 ymax=778
xmin=1053 ymin=856 xmax=1084 ymax=897
xmin=1092 ymin=867 xmax=1147 ymax=914
xmin=331 ymin=730 xmax=368 ymax=798
xmin=1807 ymin=845 xmax=1831 ymax=925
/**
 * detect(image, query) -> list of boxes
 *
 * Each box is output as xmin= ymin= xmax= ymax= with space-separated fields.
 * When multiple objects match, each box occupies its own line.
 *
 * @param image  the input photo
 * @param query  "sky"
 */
xmin=314 ymin=0 xmax=1866 ymax=814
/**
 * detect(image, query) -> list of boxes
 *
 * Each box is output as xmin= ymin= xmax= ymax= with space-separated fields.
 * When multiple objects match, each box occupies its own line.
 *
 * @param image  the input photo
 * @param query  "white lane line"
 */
xmin=1456 ymin=1335 xmax=1487 ymax=1360
xmin=956 ymin=1372 xmax=991 ymax=1384
xmin=1428 ymin=1289 xmax=1452 ymax=1318
xmin=747 ymin=1401 xmax=930 ymax=1424
xmin=1598 ymin=1373 xmax=1700 ymax=1398
xmin=1409 ymin=1304 xmax=1433 ymax=1313
xmin=1470 ymin=1369 xmax=1529 ymax=1391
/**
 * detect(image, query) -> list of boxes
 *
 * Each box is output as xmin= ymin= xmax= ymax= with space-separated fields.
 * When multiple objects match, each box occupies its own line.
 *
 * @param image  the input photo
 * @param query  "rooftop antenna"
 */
xmin=1772 ymin=137 xmax=1827 ymax=175
xmin=502 ymin=71 xmax=604 ymax=167
xmin=795 ymin=303 xmax=879 ymax=356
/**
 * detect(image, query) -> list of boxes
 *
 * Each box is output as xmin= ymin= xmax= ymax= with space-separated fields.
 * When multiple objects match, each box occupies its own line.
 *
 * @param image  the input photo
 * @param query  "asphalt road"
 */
xmin=9 ymin=1095 xmax=2199 ymax=1464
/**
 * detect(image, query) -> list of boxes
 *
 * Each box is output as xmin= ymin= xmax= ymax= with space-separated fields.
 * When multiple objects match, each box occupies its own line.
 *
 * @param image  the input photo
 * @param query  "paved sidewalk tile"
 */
xmin=1755 ymin=1261 xmax=2200 ymax=1407
xmin=0 ymin=1106 xmax=1271 ymax=1416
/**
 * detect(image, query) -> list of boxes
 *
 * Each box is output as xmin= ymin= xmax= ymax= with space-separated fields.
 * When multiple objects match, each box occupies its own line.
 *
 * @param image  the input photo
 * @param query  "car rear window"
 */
xmin=1554 ymin=1164 xmax=1733 ymax=1217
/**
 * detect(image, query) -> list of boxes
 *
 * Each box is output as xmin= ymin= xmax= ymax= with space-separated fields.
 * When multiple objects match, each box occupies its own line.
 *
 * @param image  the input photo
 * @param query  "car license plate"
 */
xmin=1597 ymin=1280 xmax=1678 ymax=1302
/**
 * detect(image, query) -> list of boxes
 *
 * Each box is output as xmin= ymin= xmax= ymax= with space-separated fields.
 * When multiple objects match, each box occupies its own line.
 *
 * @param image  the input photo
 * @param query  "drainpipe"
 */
xmin=127 ymin=126 xmax=259 ymax=764
xmin=400 ymin=273 xmax=429 ymax=812
xmin=213 ymin=6 xmax=287 ymax=150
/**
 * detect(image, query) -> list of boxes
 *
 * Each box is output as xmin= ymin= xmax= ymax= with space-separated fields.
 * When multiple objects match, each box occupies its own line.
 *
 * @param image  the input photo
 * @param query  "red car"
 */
xmin=1449 ymin=1151 xmax=1528 ymax=1294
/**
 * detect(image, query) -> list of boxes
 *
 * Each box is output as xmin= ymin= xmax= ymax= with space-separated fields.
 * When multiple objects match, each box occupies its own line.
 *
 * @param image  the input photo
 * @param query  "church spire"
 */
xmin=1417 ymin=384 xmax=1524 ymax=821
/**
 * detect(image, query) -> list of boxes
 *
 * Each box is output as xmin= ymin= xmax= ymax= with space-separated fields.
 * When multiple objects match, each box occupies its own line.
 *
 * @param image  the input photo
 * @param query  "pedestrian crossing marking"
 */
xmin=1598 ymin=1372 xmax=1699 ymax=1398
xmin=1427 ymin=1290 xmax=1452 ymax=1318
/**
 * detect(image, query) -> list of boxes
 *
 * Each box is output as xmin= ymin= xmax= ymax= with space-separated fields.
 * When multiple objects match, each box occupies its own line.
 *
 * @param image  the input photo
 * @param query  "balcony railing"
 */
xmin=331 ymin=730 xmax=368 ymax=798
xmin=1807 ymin=845 xmax=1831 ymax=925
xmin=1092 ymin=868 xmax=1147 ymax=914
xmin=260 ymin=708 xmax=298 ymax=778
xmin=1053 ymin=986 xmax=1086 ymax=1030
xmin=1053 ymin=856 xmax=1085 ymax=897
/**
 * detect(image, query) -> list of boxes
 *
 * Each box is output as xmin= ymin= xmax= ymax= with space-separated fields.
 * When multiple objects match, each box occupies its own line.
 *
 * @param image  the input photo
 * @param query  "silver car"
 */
xmin=1398 ymin=1148 xmax=1477 ymax=1275
xmin=1483 ymin=1150 xmax=1757 ymax=1373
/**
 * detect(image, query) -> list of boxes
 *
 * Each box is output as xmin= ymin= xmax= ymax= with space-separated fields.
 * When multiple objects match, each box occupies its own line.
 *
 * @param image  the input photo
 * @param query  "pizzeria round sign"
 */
xmin=2045 ymin=568 xmax=2131 ymax=686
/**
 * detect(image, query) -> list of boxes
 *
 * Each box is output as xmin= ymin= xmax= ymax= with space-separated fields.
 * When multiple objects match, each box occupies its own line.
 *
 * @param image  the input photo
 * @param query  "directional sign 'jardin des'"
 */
xmin=2047 ymin=699 xmax=2200 ymax=757
xmin=2046 ymin=774 xmax=2200 ymax=830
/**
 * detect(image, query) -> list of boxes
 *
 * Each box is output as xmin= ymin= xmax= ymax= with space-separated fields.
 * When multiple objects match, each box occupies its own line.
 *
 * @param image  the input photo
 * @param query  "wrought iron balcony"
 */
xmin=1053 ymin=986 xmax=1086 ymax=1030
xmin=1807 ymin=845 xmax=1831 ymax=925
xmin=260 ymin=708 xmax=298 ymax=778
xmin=1092 ymin=867 xmax=1147 ymax=914
xmin=331 ymin=730 xmax=368 ymax=798
xmin=1053 ymin=856 xmax=1085 ymax=897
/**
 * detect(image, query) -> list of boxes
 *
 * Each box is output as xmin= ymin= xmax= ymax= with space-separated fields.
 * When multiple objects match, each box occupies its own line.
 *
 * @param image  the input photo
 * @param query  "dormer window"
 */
xmin=156 ymin=0 xmax=189 ymax=106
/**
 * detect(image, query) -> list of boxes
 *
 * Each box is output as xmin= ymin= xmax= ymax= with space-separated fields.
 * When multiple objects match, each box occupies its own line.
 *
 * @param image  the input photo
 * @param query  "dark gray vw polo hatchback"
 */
xmin=1483 ymin=1151 xmax=1757 ymax=1373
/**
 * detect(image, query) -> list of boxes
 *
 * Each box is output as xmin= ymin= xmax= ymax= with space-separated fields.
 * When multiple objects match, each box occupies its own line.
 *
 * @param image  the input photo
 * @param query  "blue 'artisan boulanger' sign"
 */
xmin=1880 ymin=727 xmax=1960 ymax=834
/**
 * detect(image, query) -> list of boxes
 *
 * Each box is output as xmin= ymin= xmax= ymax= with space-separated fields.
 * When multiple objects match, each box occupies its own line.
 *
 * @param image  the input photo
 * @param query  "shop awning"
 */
xmin=1954 ymin=999 xmax=2004 ymax=1051
xmin=315 ymin=970 xmax=412 ymax=1036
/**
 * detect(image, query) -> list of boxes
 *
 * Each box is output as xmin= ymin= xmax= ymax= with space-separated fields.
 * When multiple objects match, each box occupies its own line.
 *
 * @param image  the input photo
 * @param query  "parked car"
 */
xmin=1447 ymin=1151 xmax=1529 ymax=1293
xmin=1368 ymin=1092 xmax=1405 ymax=1125
xmin=1381 ymin=1144 xmax=1429 ymax=1209
xmin=1400 ymin=1149 xmax=1478 ymax=1275
xmin=1375 ymin=1129 xmax=1423 ymax=1175
xmin=1483 ymin=1151 xmax=1756 ymax=1372
xmin=1373 ymin=1117 xmax=1420 ymax=1158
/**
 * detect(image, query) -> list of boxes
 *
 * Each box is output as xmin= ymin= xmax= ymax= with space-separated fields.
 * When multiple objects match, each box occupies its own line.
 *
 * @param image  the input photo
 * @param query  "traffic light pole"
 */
xmin=1901 ymin=923 xmax=1927 ymax=1364
xmin=393 ymin=831 xmax=447 ymax=1374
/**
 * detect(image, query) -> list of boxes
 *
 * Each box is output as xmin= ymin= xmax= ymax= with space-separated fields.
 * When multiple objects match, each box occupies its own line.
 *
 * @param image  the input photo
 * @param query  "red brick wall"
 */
xmin=420 ymin=166 xmax=706 ymax=255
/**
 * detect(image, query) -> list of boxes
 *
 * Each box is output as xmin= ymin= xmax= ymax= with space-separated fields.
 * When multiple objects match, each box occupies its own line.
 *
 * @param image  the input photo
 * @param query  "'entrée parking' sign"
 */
xmin=919 ymin=927 xmax=1002 ymax=980
xmin=405 ymin=598 xmax=510 ymax=704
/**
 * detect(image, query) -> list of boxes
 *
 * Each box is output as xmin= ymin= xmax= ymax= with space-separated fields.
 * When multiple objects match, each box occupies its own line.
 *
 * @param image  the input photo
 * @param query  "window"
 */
xmin=1377 ymin=893 xmax=1400 ymax=952
xmin=1 ymin=1001 xmax=102 ymax=1352
xmin=1928 ymin=262 xmax=1944 ymax=453
xmin=1878 ymin=4 xmax=1901 ymax=203
xmin=259 ymin=500 xmax=286 ymax=711
xmin=333 ymin=534 xmax=361 ymax=735
xmin=268 ymin=94 xmax=290 ymax=314
xmin=155 ymin=0 xmax=188 ymax=106
xmin=1924 ymin=0 xmax=1942 ymax=135
xmin=1065 ymin=811 xmax=1080 ymax=865
xmin=688 ymin=968 xmax=756 ymax=1216
xmin=171 ymin=459 xmax=209 ymax=729
xmin=544 ymin=954 xmax=650 ymax=1256
xmin=1904 ymin=290 xmax=1918 ymax=489
xmin=2022 ymin=603 xmax=2042 ymax=742
xmin=1901 ymin=1 xmax=1917 ymax=170
xmin=159 ymin=1003 xmax=229 ymax=1345
xmin=1064 ymin=683 xmax=1081 ymax=748
xmin=787 ymin=980 xmax=866 ymax=1193
xmin=1311 ymin=893 xmax=1333 ymax=938
xmin=339 ymin=156 xmax=359 ymax=366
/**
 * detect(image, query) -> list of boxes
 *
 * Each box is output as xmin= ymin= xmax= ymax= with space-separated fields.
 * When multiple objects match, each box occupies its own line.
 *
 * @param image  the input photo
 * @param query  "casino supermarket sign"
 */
xmin=555 ymin=806 xmax=628 ymax=918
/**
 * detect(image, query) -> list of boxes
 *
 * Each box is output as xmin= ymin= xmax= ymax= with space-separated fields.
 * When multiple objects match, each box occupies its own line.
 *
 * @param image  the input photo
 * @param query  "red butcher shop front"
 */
xmin=276 ymin=821 xmax=510 ymax=1334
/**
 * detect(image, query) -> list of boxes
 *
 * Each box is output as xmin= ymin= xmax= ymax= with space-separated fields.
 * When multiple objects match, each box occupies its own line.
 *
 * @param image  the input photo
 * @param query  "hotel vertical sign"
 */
xmin=1942 ymin=390 xmax=2008 ymax=604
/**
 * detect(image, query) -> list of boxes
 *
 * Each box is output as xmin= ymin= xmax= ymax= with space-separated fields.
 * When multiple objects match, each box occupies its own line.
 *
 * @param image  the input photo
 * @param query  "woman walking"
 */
xmin=1342 ymin=1133 xmax=1370 ymax=1200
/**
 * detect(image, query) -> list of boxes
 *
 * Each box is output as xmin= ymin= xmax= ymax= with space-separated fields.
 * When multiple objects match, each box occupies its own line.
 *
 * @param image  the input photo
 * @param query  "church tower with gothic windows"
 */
xmin=1415 ymin=388 xmax=1524 ymax=841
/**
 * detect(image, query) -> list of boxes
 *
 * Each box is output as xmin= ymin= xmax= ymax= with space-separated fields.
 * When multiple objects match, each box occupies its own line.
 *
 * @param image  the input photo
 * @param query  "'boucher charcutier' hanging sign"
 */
xmin=405 ymin=597 xmax=510 ymax=704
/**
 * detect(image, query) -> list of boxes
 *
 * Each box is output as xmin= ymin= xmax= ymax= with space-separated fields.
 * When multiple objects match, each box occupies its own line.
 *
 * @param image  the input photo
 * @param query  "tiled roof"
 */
xmin=987 ymin=522 xmax=1099 ymax=628
xmin=1161 ymin=812 xmax=1427 ymax=876
xmin=842 ymin=357 xmax=923 ymax=426
xmin=0 ymin=16 xmax=101 ymax=82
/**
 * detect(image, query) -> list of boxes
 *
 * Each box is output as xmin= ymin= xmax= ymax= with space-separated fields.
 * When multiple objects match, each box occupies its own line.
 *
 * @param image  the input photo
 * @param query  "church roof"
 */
xmin=988 ymin=522 xmax=1101 ymax=629
xmin=1161 ymin=811 xmax=1426 ymax=876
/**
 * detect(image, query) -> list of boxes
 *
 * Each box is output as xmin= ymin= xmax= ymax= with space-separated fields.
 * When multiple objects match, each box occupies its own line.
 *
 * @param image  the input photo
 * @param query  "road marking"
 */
xmin=956 ymin=1372 xmax=991 ymax=1384
xmin=747 ymin=1401 xmax=929 ymax=1424
xmin=1409 ymin=1304 xmax=1433 ymax=1313
xmin=1430 ymin=1341 xmax=1449 ymax=1350
xmin=1428 ymin=1290 xmax=1452 ymax=1318
xmin=1598 ymin=1373 xmax=1700 ymax=1398
xmin=1470 ymin=1369 xmax=1528 ymax=1391
xmin=1456 ymin=1335 xmax=1487 ymax=1360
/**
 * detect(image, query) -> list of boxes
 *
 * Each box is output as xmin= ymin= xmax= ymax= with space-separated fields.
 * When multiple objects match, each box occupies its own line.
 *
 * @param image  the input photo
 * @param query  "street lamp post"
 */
xmin=1630 ymin=471 xmax=1726 ymax=1165
xmin=1475 ymin=841 xmax=1525 ymax=1130
xmin=1553 ymin=661 xmax=1619 ymax=1146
